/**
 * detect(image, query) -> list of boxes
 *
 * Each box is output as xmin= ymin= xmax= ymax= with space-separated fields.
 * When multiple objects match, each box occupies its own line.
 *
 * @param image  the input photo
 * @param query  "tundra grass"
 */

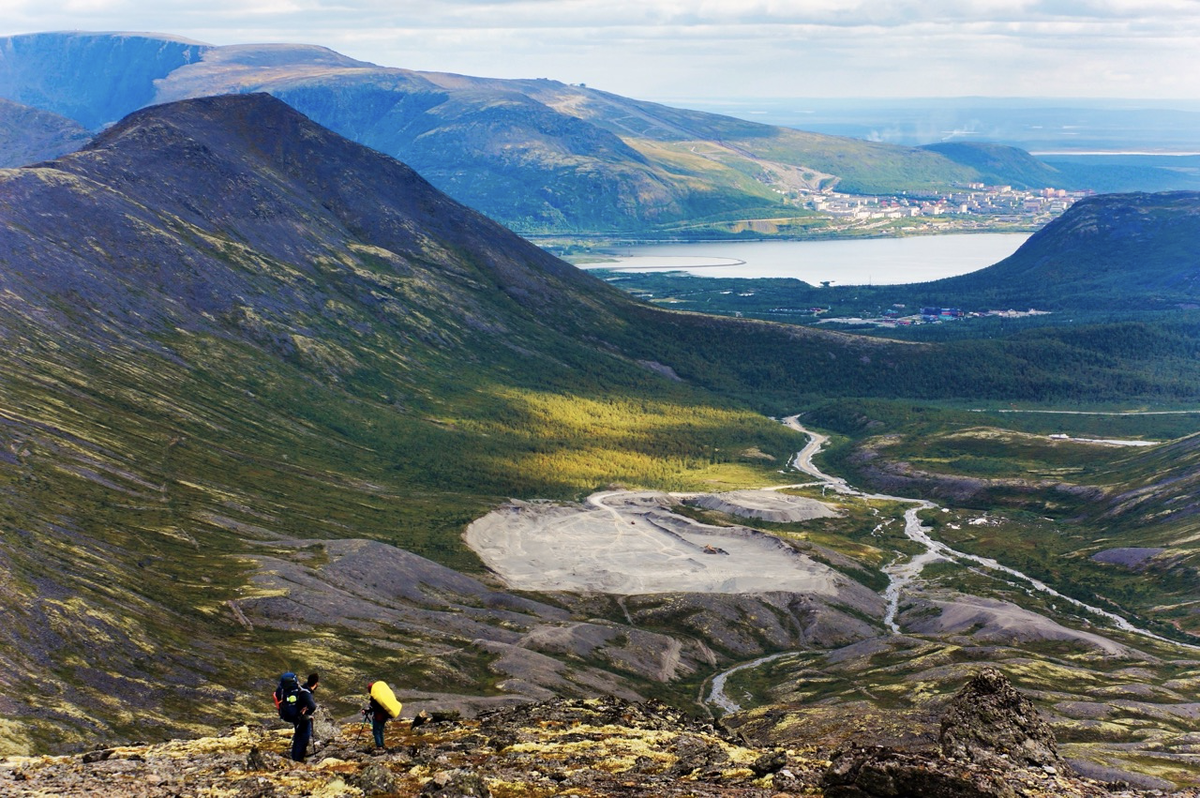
xmin=0 ymin=320 xmax=813 ymax=750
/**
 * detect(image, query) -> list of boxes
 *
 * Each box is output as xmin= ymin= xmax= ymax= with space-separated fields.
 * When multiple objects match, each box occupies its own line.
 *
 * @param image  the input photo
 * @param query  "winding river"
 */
xmin=706 ymin=416 xmax=1198 ymax=714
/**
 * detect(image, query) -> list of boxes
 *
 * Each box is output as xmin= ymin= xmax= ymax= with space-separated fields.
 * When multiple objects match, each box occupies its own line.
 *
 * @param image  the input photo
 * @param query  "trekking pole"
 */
xmin=354 ymin=710 xmax=369 ymax=745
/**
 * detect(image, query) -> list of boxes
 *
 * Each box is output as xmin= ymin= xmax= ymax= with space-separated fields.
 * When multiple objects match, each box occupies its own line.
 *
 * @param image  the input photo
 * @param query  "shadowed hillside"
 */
xmin=0 ymin=97 xmax=90 ymax=167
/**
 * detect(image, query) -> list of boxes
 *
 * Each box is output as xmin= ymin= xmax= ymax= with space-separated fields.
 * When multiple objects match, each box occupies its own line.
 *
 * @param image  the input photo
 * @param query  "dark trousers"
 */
xmin=291 ymin=717 xmax=312 ymax=761
xmin=372 ymin=716 xmax=387 ymax=747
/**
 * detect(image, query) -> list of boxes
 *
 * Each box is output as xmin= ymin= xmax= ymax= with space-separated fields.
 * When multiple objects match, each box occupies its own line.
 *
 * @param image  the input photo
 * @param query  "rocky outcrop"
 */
xmin=823 ymin=746 xmax=1017 ymax=798
xmin=816 ymin=668 xmax=1140 ymax=798
xmin=939 ymin=667 xmax=1063 ymax=769
xmin=0 ymin=694 xmax=1182 ymax=798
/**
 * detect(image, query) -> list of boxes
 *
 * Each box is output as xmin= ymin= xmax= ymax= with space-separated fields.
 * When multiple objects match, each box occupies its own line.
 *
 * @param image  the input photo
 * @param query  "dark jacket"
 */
xmin=368 ymin=697 xmax=388 ymax=723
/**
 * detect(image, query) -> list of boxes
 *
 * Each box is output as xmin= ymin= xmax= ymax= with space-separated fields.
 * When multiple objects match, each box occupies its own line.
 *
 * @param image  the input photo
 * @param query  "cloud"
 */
xmin=3 ymin=0 xmax=1199 ymax=98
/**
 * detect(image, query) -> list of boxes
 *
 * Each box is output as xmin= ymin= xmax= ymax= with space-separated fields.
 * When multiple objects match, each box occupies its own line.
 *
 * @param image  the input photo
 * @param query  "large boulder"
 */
xmin=939 ymin=667 xmax=1063 ymax=769
xmin=311 ymin=706 xmax=342 ymax=746
xmin=822 ymin=745 xmax=1016 ymax=798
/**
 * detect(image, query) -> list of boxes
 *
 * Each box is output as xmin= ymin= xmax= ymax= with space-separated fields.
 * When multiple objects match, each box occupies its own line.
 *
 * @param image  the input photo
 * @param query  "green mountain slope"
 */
xmin=924 ymin=191 xmax=1200 ymax=310
xmin=0 ymin=93 xmax=904 ymax=751
xmin=4 ymin=94 xmax=1200 ymax=755
xmin=0 ymin=31 xmax=1028 ymax=235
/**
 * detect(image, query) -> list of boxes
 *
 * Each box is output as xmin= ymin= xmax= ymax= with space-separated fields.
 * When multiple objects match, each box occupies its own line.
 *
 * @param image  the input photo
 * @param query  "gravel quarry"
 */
xmin=464 ymin=490 xmax=845 ymax=595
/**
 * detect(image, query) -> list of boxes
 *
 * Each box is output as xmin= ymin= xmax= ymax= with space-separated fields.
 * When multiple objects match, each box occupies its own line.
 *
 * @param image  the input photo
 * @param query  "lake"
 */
xmin=585 ymin=233 xmax=1032 ymax=285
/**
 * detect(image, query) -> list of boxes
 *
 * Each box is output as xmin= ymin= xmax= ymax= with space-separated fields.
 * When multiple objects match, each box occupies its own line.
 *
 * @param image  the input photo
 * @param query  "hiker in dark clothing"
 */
xmin=273 ymin=671 xmax=318 ymax=762
xmin=303 ymin=672 xmax=322 ymax=749
xmin=365 ymin=694 xmax=389 ymax=748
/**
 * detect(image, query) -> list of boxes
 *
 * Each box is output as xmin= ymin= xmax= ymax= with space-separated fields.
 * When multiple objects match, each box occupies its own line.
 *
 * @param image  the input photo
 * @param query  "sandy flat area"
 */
xmin=464 ymin=491 xmax=843 ymax=596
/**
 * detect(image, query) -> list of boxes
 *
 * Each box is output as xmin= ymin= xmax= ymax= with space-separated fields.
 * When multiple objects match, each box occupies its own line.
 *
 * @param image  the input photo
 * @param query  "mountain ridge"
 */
xmin=1 ymin=30 xmax=1155 ymax=237
xmin=4 ymin=91 xmax=619 ymax=345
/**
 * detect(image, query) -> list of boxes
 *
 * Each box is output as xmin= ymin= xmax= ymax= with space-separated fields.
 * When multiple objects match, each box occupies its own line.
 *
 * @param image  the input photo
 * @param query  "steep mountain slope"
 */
xmin=0 ymin=31 xmax=998 ymax=234
xmin=2 ymin=90 xmax=619 ymax=341
xmin=0 ymin=32 xmax=208 ymax=129
xmin=919 ymin=191 xmax=1200 ymax=309
xmin=0 ymin=97 xmax=89 ymax=166
xmin=3 ymin=93 xmax=1200 ymax=763
xmin=0 ymin=92 xmax=909 ymax=752
xmin=0 ymin=92 xmax=664 ymax=750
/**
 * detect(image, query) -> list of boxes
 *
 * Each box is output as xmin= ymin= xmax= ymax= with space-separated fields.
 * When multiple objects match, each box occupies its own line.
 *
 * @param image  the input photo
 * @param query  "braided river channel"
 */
xmin=706 ymin=416 xmax=1199 ymax=714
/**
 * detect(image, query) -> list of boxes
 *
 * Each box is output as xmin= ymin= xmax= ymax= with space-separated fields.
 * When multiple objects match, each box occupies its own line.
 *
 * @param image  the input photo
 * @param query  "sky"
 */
xmin=4 ymin=1 xmax=1200 ymax=102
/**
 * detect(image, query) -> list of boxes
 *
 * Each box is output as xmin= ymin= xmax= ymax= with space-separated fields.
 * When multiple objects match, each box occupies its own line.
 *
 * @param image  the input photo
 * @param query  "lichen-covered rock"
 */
xmin=939 ymin=667 xmax=1062 ymax=769
xmin=420 ymin=768 xmax=491 ymax=797
xmin=0 ymin=696 xmax=1181 ymax=797
xmin=245 ymin=746 xmax=273 ymax=771
xmin=355 ymin=762 xmax=398 ymax=795
xmin=750 ymin=749 xmax=787 ymax=777
xmin=310 ymin=706 xmax=341 ymax=746
xmin=823 ymin=745 xmax=1016 ymax=798
xmin=668 ymin=732 xmax=730 ymax=776
xmin=478 ymin=696 xmax=721 ymax=739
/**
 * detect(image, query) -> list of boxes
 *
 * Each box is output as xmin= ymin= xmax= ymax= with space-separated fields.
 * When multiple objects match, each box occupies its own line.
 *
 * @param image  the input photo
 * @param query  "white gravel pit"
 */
xmin=464 ymin=491 xmax=842 ymax=596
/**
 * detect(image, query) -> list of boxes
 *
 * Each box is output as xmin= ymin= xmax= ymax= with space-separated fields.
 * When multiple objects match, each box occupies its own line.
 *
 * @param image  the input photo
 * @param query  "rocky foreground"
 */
xmin=1 ymin=670 xmax=1194 ymax=798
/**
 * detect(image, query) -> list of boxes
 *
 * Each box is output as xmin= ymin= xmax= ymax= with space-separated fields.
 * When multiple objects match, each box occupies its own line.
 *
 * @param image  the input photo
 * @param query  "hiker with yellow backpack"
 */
xmin=363 ymin=681 xmax=402 ymax=750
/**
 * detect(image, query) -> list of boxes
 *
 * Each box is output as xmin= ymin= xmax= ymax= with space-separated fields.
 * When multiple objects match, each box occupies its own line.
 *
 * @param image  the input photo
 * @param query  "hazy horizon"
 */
xmin=4 ymin=2 xmax=1200 ymax=103
xmin=654 ymin=96 xmax=1200 ymax=153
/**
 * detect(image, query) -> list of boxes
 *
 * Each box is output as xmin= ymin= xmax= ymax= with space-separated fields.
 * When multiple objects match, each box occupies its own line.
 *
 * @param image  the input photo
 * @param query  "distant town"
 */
xmin=800 ymin=183 xmax=1090 ymax=234
xmin=815 ymin=305 xmax=1052 ymax=327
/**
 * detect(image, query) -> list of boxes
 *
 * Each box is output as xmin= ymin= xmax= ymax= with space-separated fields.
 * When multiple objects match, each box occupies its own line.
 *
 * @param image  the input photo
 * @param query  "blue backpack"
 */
xmin=274 ymin=673 xmax=303 ymax=722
